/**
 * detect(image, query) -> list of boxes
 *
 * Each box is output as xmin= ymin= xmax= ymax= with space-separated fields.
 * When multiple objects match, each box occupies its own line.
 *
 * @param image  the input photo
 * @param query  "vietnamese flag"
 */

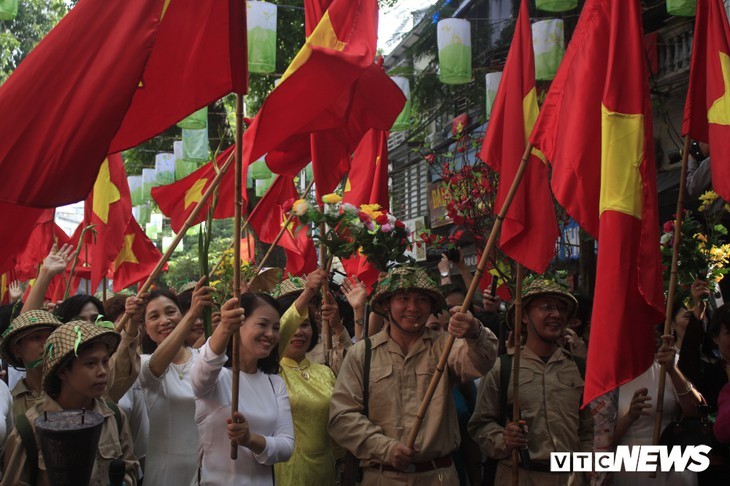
xmin=530 ymin=0 xmax=664 ymax=405
xmin=341 ymin=129 xmax=390 ymax=290
xmin=112 ymin=218 xmax=164 ymax=292
xmin=248 ymin=176 xmax=317 ymax=276
xmin=682 ymin=0 xmax=730 ymax=201
xmin=152 ymin=146 xmax=243 ymax=233
xmin=14 ymin=218 xmax=69 ymax=282
xmin=245 ymin=0 xmax=405 ymax=198
xmin=479 ymin=0 xmax=558 ymax=274
xmin=0 ymin=206 xmax=53 ymax=275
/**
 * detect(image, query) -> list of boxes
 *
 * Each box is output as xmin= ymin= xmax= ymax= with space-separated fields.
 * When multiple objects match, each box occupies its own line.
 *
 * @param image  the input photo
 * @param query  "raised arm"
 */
xmin=21 ymin=244 xmax=74 ymax=313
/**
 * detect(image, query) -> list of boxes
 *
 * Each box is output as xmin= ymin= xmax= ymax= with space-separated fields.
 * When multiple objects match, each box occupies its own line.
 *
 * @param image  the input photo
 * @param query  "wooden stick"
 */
xmin=319 ymin=221 xmax=332 ymax=365
xmin=231 ymin=94 xmax=245 ymax=460
xmin=248 ymin=178 xmax=316 ymax=280
xmin=651 ymin=135 xmax=691 ymax=454
xmin=114 ymin=149 xmax=236 ymax=333
xmin=405 ymin=143 xmax=532 ymax=449
xmin=511 ymin=263 xmax=523 ymax=485
xmin=102 ymin=276 xmax=107 ymax=302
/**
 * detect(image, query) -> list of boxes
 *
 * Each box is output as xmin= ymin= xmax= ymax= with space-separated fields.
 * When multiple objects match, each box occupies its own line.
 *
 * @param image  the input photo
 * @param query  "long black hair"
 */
xmin=239 ymin=292 xmax=283 ymax=374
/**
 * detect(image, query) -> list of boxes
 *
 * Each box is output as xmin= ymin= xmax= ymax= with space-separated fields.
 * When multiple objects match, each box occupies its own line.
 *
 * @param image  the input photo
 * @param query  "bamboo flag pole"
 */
xmin=405 ymin=143 xmax=533 ymax=448
xmin=114 ymin=149 xmax=236 ymax=333
xmin=651 ymin=135 xmax=691 ymax=449
xmin=319 ymin=221 xmax=332 ymax=365
xmin=511 ymin=263 xmax=523 ymax=486
xmin=246 ymin=178 xmax=316 ymax=280
xmin=231 ymin=94 xmax=245 ymax=460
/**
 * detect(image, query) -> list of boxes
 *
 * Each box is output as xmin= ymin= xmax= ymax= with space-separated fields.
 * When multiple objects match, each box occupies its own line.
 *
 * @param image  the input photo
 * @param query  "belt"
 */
xmin=519 ymin=460 xmax=555 ymax=474
xmin=378 ymin=455 xmax=453 ymax=473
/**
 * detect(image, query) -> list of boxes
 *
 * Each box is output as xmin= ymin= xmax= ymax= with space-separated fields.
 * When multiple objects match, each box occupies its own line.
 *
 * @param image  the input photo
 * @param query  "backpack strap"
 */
xmin=14 ymin=413 xmax=39 ymax=486
xmin=104 ymin=399 xmax=123 ymax=436
xmin=497 ymin=353 xmax=513 ymax=427
xmin=363 ymin=337 xmax=372 ymax=417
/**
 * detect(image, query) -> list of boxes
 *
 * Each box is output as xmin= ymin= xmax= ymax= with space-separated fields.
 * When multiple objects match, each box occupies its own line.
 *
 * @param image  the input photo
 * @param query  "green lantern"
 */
xmin=437 ymin=18 xmax=472 ymax=85
xmin=666 ymin=0 xmax=696 ymax=16
xmin=145 ymin=222 xmax=159 ymax=240
xmin=485 ymin=72 xmax=502 ymax=120
xmin=155 ymin=153 xmax=175 ymax=186
xmin=250 ymin=159 xmax=272 ymax=180
xmin=535 ymin=0 xmax=577 ymax=12
xmin=135 ymin=204 xmax=151 ymax=226
xmin=177 ymin=107 xmax=208 ymax=130
xmin=142 ymin=168 xmax=156 ymax=201
xmin=532 ymin=19 xmax=565 ymax=81
xmin=182 ymin=128 xmax=209 ymax=162
xmin=390 ymin=77 xmax=411 ymax=131
xmin=128 ymin=175 xmax=144 ymax=206
xmin=0 ymin=0 xmax=18 ymax=20
xmin=247 ymin=1 xmax=277 ymax=74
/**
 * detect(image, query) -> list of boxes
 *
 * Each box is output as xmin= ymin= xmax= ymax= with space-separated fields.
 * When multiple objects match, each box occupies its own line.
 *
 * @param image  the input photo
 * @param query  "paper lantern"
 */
xmin=484 ymin=72 xmax=502 ymax=120
xmin=182 ymin=128 xmax=209 ymax=162
xmin=666 ymin=0 xmax=696 ymax=16
xmin=145 ymin=222 xmax=159 ymax=240
xmin=532 ymin=19 xmax=564 ymax=81
xmin=135 ymin=203 xmax=151 ymax=225
xmin=142 ymin=168 xmax=156 ymax=201
xmin=255 ymin=178 xmax=274 ymax=197
xmin=128 ymin=176 xmax=144 ymax=206
xmin=177 ymin=107 xmax=208 ymax=130
xmin=155 ymin=153 xmax=175 ymax=186
xmin=390 ymin=77 xmax=411 ymax=131
xmin=247 ymin=1 xmax=277 ymax=74
xmin=250 ymin=159 xmax=272 ymax=180
xmin=150 ymin=213 xmax=164 ymax=233
xmin=437 ymin=19 xmax=472 ymax=85
xmin=535 ymin=0 xmax=577 ymax=12
xmin=0 ymin=0 xmax=18 ymax=20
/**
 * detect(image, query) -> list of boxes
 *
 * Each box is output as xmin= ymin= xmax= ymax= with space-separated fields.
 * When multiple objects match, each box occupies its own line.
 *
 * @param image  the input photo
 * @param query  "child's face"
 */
xmin=12 ymin=328 xmax=53 ymax=368
xmin=58 ymin=342 xmax=110 ymax=401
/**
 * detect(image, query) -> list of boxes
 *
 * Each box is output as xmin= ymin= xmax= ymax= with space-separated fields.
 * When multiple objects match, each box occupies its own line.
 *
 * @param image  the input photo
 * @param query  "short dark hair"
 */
xmin=103 ymin=294 xmax=129 ymax=323
xmin=240 ymin=293 xmax=283 ymax=374
xmin=710 ymin=304 xmax=730 ymax=338
xmin=55 ymin=295 xmax=104 ymax=323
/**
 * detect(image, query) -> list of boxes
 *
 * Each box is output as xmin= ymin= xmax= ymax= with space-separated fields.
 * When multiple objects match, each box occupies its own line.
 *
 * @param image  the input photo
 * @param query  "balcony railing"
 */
xmin=654 ymin=20 xmax=693 ymax=88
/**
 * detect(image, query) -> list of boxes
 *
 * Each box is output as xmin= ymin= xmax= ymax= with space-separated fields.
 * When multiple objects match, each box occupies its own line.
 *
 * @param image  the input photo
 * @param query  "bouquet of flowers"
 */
xmin=209 ymin=249 xmax=258 ymax=301
xmin=293 ymin=193 xmax=359 ymax=261
xmin=660 ymin=191 xmax=730 ymax=299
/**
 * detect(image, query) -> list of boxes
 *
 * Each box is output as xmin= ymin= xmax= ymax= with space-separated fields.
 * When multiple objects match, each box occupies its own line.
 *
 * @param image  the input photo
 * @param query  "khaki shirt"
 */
xmin=11 ymin=379 xmax=44 ymax=422
xmin=328 ymin=325 xmax=498 ymax=467
xmin=306 ymin=328 xmax=352 ymax=376
xmin=106 ymin=329 xmax=141 ymax=402
xmin=468 ymin=346 xmax=593 ymax=483
xmin=2 ymin=397 xmax=139 ymax=486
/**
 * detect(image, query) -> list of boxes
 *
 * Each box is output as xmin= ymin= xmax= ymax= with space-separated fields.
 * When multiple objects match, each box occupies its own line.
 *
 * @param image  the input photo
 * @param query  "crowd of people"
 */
xmin=0 ymin=243 xmax=728 ymax=486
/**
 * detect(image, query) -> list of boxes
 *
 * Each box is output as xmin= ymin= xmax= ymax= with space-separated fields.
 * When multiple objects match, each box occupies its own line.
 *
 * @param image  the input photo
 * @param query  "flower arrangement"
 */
xmin=209 ymin=248 xmax=258 ymax=301
xmin=660 ymin=192 xmax=730 ymax=300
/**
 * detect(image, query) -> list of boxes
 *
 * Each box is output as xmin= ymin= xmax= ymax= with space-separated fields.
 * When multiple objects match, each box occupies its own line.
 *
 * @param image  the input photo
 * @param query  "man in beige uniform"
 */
xmin=328 ymin=266 xmax=498 ymax=485
xmin=468 ymin=279 xmax=593 ymax=485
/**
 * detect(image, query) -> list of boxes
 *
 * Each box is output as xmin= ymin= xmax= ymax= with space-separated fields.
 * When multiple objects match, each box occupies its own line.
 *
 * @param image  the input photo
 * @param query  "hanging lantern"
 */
xmin=532 ymin=19 xmax=564 ymax=81
xmin=128 ymin=176 xmax=144 ymax=206
xmin=182 ymin=128 xmax=209 ymax=161
xmin=250 ymin=159 xmax=272 ymax=180
xmin=390 ymin=77 xmax=412 ymax=131
xmin=535 ymin=0 xmax=577 ymax=12
xmin=247 ymin=1 xmax=277 ymax=74
xmin=177 ymin=107 xmax=208 ymax=130
xmin=142 ymin=168 xmax=156 ymax=201
xmin=255 ymin=177 xmax=274 ymax=197
xmin=666 ymin=0 xmax=696 ymax=16
xmin=174 ymin=141 xmax=194 ymax=180
xmin=0 ymin=0 xmax=18 ymax=20
xmin=155 ymin=153 xmax=175 ymax=186
xmin=145 ymin=222 xmax=159 ymax=240
xmin=135 ymin=203 xmax=152 ymax=225
xmin=437 ymin=18 xmax=472 ymax=85
xmin=484 ymin=72 xmax=502 ymax=120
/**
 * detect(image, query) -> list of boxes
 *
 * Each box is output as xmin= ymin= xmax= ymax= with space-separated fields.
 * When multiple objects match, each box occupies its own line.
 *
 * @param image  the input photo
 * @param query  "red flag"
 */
xmin=0 ymin=0 xmax=164 ymax=207
xmin=244 ymin=0 xmax=405 ymax=199
xmin=341 ymin=129 xmax=390 ymax=289
xmin=479 ymin=0 xmax=558 ymax=274
xmin=112 ymin=218 xmax=164 ymax=292
xmin=530 ymin=0 xmax=664 ymax=405
xmin=109 ymin=0 xmax=247 ymax=152
xmin=14 ymin=217 xmax=68 ymax=282
xmin=682 ymin=0 xmax=730 ymax=201
xmin=248 ymin=177 xmax=317 ymax=276
xmin=0 ymin=205 xmax=51 ymax=275
xmin=151 ymin=146 xmax=243 ymax=233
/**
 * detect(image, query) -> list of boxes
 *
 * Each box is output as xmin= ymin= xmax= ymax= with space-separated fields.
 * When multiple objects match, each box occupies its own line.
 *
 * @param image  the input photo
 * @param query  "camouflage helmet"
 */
xmin=270 ymin=276 xmax=307 ymax=299
xmin=1 ymin=310 xmax=62 ymax=368
xmin=507 ymin=278 xmax=577 ymax=325
xmin=370 ymin=265 xmax=445 ymax=316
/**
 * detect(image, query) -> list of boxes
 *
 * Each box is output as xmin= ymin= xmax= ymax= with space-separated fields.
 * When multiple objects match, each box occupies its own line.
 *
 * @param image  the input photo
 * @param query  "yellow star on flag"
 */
xmin=114 ymin=233 xmax=139 ymax=270
xmin=184 ymin=178 xmax=208 ymax=210
xmin=93 ymin=159 xmax=121 ymax=224
xmin=708 ymin=51 xmax=730 ymax=126
xmin=281 ymin=213 xmax=296 ymax=237
xmin=344 ymin=177 xmax=352 ymax=192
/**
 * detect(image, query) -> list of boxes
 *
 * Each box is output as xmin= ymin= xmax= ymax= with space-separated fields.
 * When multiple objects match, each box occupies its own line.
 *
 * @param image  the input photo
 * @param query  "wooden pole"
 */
xmin=102 ymin=276 xmax=107 ymax=303
xmin=231 ymin=94 xmax=245 ymax=460
xmin=511 ymin=264 xmax=523 ymax=485
xmin=405 ymin=144 xmax=532 ymax=449
xmin=318 ymin=220 xmax=332 ymax=365
xmin=114 ymin=149 xmax=236 ymax=333
xmin=248 ymin=178 xmax=316 ymax=280
xmin=651 ymin=135 xmax=691 ymax=450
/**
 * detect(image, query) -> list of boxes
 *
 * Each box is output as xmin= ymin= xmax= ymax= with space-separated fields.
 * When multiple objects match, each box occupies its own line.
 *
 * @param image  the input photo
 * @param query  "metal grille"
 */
xmin=391 ymin=159 xmax=428 ymax=221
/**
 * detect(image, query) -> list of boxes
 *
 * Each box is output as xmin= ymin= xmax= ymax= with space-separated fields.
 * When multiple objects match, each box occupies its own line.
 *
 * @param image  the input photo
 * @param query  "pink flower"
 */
xmin=381 ymin=223 xmax=393 ymax=233
xmin=365 ymin=221 xmax=376 ymax=231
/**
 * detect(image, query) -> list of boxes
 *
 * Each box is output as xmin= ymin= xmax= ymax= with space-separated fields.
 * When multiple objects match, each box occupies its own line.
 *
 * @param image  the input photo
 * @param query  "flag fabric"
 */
xmin=0 ymin=0 xmax=247 ymax=209
xmin=529 ymin=0 xmax=665 ymax=406
xmin=682 ymin=0 xmax=730 ymax=201
xmin=245 ymin=0 xmax=405 ymax=199
xmin=112 ymin=218 xmax=164 ymax=292
xmin=479 ymin=0 xmax=558 ymax=274
xmin=248 ymin=176 xmax=317 ymax=276
xmin=14 ymin=219 xmax=68 ymax=282
xmin=0 ymin=205 xmax=52 ymax=275
xmin=341 ymin=129 xmax=390 ymax=289
xmin=0 ymin=0 xmax=164 ymax=207
xmin=152 ymin=146 xmax=242 ymax=233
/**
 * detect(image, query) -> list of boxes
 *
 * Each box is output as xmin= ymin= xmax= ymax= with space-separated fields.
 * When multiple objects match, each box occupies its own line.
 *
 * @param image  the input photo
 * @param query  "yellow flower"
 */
xmin=360 ymin=203 xmax=382 ymax=217
xmin=694 ymin=233 xmax=708 ymax=243
xmin=698 ymin=191 xmax=719 ymax=212
xmin=322 ymin=193 xmax=342 ymax=204
xmin=292 ymin=199 xmax=309 ymax=216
